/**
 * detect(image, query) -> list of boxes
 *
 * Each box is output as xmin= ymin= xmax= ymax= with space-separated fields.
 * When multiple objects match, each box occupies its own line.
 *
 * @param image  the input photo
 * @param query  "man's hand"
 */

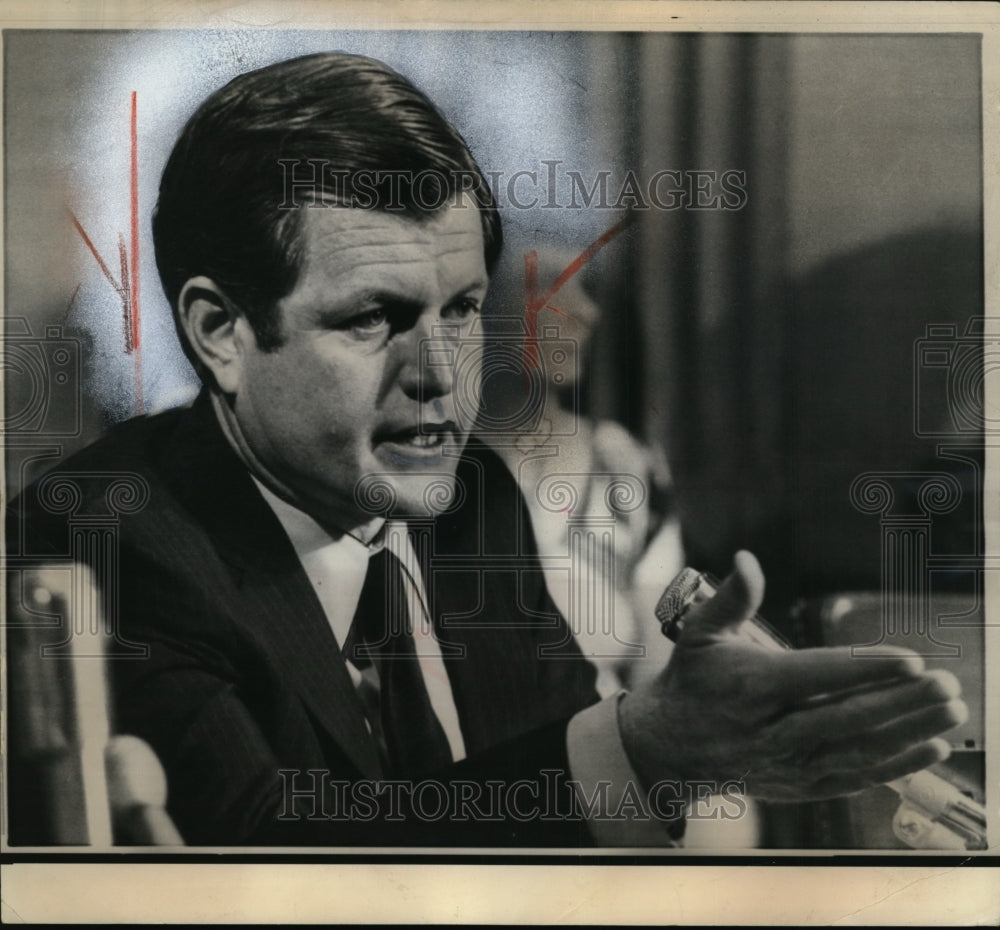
xmin=618 ymin=551 xmax=968 ymax=802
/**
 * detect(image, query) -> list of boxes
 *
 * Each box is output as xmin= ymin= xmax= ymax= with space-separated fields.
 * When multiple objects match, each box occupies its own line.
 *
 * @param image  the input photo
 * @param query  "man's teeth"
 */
xmin=404 ymin=432 xmax=443 ymax=447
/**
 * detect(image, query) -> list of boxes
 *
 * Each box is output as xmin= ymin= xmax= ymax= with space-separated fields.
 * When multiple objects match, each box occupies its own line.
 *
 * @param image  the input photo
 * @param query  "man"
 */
xmin=8 ymin=52 xmax=967 ymax=846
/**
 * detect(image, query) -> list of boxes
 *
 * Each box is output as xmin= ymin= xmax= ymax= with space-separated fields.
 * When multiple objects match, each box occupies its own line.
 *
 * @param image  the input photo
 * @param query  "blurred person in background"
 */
xmin=478 ymin=245 xmax=685 ymax=696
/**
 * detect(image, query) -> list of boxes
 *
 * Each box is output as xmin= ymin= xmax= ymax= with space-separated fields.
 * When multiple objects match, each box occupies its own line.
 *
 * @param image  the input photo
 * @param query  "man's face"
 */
xmin=231 ymin=199 xmax=489 ymax=533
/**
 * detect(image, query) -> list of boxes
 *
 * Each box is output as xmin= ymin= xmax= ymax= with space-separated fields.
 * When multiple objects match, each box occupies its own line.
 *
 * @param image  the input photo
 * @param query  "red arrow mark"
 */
xmin=71 ymin=91 xmax=143 ymax=414
xmin=522 ymin=211 xmax=635 ymax=373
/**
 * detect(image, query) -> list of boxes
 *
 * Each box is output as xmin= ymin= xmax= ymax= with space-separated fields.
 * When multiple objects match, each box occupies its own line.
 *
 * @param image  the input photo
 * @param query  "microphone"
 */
xmin=7 ymin=564 xmax=113 ymax=845
xmin=7 ymin=563 xmax=182 ymax=845
xmin=105 ymin=735 xmax=184 ymax=845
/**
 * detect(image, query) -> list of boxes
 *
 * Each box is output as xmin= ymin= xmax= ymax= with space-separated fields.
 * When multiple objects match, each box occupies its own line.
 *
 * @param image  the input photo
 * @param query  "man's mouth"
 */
xmin=378 ymin=420 xmax=460 ymax=452
xmin=401 ymin=431 xmax=446 ymax=449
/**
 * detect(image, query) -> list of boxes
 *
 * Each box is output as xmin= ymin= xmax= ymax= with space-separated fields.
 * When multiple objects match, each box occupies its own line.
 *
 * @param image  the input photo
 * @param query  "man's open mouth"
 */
xmin=403 ymin=431 xmax=445 ymax=449
xmin=379 ymin=421 xmax=459 ymax=451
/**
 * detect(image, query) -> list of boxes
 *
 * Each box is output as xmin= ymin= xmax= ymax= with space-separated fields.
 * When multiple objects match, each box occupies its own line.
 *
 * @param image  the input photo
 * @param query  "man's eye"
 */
xmin=348 ymin=309 xmax=389 ymax=332
xmin=443 ymin=298 xmax=480 ymax=321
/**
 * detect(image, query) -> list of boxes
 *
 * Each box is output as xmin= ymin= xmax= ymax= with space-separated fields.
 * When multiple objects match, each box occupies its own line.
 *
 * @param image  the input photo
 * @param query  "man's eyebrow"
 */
xmin=339 ymin=290 xmax=426 ymax=314
xmin=355 ymin=277 xmax=488 ymax=305
xmin=449 ymin=277 xmax=490 ymax=296
xmin=310 ymin=276 xmax=490 ymax=323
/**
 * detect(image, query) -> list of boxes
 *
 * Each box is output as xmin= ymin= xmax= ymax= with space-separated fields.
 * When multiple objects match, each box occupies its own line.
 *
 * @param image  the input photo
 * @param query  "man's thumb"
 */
xmin=686 ymin=550 xmax=766 ymax=639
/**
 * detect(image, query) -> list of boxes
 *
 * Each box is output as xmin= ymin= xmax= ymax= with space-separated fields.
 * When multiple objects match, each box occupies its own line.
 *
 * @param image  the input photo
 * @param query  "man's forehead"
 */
xmin=297 ymin=200 xmax=487 ymax=272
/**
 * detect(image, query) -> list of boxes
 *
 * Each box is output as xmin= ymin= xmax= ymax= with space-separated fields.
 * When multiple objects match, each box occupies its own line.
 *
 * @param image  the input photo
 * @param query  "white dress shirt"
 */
xmin=253 ymin=478 xmax=466 ymax=763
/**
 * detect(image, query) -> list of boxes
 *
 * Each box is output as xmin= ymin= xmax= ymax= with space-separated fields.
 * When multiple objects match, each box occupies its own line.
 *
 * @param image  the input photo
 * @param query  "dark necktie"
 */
xmin=344 ymin=547 xmax=454 ymax=778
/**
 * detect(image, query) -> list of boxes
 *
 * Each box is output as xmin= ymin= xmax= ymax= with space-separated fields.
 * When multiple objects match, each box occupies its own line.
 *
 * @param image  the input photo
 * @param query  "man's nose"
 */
xmin=398 ymin=316 xmax=459 ymax=401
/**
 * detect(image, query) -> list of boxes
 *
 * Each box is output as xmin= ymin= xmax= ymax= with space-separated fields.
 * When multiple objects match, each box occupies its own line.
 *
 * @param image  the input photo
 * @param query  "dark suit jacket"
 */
xmin=9 ymin=393 xmax=600 ymax=846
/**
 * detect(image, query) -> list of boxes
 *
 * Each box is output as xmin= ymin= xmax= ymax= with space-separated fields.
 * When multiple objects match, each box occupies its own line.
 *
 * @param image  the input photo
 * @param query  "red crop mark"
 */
xmin=69 ymin=216 xmax=132 ymax=346
xmin=522 ymin=212 xmax=635 ymax=373
xmin=129 ymin=91 xmax=141 ymax=359
xmin=71 ymin=91 xmax=143 ymax=413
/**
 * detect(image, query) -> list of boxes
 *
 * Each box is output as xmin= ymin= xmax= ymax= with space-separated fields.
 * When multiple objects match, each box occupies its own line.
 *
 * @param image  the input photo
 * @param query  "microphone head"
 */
xmin=104 ymin=735 xmax=169 ymax=809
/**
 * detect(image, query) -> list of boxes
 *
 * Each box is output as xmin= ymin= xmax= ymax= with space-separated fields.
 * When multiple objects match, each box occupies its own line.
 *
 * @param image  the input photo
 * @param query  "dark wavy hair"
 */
xmin=153 ymin=51 xmax=502 ymax=368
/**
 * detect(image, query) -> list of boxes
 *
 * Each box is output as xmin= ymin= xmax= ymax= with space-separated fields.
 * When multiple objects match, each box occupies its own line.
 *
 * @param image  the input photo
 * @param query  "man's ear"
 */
xmin=177 ymin=277 xmax=251 ymax=394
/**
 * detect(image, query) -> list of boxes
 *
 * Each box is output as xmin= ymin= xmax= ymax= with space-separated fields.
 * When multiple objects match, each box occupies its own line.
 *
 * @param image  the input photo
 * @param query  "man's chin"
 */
xmin=353 ymin=457 xmax=465 ymax=520
xmin=360 ymin=472 xmax=459 ymax=519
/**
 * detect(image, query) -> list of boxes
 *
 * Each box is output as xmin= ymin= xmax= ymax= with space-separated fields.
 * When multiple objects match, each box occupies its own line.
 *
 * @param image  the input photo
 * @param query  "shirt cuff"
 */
xmin=566 ymin=692 xmax=685 ymax=847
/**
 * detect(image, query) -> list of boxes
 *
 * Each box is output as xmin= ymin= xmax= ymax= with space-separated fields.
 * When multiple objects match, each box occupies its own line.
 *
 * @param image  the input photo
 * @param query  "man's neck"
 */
xmin=209 ymin=390 xmax=386 ymax=546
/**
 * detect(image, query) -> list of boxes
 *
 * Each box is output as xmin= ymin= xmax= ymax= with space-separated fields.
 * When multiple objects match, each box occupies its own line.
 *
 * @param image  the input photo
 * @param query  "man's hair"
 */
xmin=152 ymin=51 xmax=502 ymax=366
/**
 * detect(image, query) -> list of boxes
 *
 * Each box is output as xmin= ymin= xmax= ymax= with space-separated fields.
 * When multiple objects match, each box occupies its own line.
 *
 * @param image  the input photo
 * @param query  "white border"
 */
xmin=1 ymin=1 xmax=997 ymax=924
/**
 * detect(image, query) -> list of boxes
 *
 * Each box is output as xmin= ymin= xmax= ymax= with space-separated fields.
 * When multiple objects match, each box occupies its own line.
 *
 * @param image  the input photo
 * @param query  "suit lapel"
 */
xmin=161 ymin=393 xmax=382 ymax=779
xmin=422 ymin=440 xmax=544 ymax=755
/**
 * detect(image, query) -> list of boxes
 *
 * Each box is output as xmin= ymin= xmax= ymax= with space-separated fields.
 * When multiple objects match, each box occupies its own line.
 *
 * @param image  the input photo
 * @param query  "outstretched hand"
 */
xmin=618 ymin=551 xmax=968 ymax=802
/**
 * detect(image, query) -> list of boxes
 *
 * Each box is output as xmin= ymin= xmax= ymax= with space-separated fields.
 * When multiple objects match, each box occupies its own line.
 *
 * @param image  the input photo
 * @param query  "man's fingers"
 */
xmin=777 ymin=669 xmax=963 ymax=737
xmin=801 ymin=695 xmax=967 ymax=777
xmin=861 ymin=737 xmax=953 ymax=784
xmin=762 ymin=669 xmax=965 ymax=788
xmin=851 ymin=698 xmax=966 ymax=765
xmin=747 ymin=738 xmax=953 ymax=801
xmin=683 ymin=550 xmax=765 ymax=639
xmin=761 ymin=645 xmax=926 ymax=701
xmin=804 ymin=738 xmax=952 ymax=800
